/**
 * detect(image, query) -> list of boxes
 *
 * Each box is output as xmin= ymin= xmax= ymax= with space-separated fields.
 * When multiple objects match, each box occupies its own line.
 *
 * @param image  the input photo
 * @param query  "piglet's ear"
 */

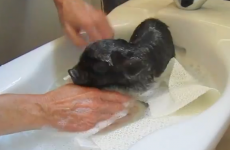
xmin=111 ymin=51 xmax=126 ymax=65
xmin=123 ymin=59 xmax=145 ymax=77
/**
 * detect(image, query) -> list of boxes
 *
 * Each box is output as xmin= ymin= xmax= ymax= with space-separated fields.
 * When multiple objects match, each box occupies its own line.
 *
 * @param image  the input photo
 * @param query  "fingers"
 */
xmin=52 ymin=112 xmax=97 ymax=132
xmin=59 ymin=121 xmax=96 ymax=132
xmin=98 ymin=90 xmax=131 ymax=103
xmin=81 ymin=19 xmax=102 ymax=42
xmin=64 ymin=23 xmax=87 ymax=47
xmin=99 ymin=101 xmax=125 ymax=114
xmin=61 ymin=1 xmax=113 ymax=47
xmin=97 ymin=113 xmax=114 ymax=122
xmin=50 ymin=102 xmax=127 ymax=132
xmin=71 ymin=92 xmax=130 ymax=111
xmin=92 ymin=10 xmax=114 ymax=39
xmin=77 ymin=3 xmax=113 ymax=42
xmin=67 ymin=89 xmax=131 ymax=108
xmin=84 ymin=5 xmax=113 ymax=40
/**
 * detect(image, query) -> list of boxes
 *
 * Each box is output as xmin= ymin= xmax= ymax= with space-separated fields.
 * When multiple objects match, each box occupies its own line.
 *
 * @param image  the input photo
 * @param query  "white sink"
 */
xmin=1 ymin=0 xmax=230 ymax=150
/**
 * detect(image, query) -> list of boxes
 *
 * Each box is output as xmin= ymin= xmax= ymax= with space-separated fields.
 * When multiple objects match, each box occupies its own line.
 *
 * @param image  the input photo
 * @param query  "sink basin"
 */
xmin=1 ymin=0 xmax=230 ymax=150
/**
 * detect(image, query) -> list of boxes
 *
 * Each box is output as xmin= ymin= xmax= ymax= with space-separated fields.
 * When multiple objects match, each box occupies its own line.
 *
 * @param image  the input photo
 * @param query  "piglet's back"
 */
xmin=130 ymin=18 xmax=175 ymax=77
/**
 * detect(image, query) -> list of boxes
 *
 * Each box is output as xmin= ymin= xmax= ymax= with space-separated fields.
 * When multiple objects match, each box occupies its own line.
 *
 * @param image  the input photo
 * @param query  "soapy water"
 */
xmin=44 ymin=48 xmax=218 ymax=131
xmin=49 ymin=47 xmax=217 ymax=91
xmin=0 ymin=48 xmax=220 ymax=150
xmin=46 ymin=48 xmax=218 ymax=130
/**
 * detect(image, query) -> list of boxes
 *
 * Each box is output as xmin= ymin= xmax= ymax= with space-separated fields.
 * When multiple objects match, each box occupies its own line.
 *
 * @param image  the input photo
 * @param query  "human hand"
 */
xmin=41 ymin=84 xmax=130 ymax=132
xmin=54 ymin=0 xmax=114 ymax=47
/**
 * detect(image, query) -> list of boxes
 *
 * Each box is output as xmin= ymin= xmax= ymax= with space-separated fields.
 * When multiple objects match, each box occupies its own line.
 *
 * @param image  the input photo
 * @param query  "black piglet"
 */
xmin=68 ymin=18 xmax=175 ymax=92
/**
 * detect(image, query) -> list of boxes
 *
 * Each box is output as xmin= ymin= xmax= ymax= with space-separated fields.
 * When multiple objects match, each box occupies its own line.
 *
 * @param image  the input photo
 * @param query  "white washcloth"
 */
xmin=148 ymin=58 xmax=220 ymax=118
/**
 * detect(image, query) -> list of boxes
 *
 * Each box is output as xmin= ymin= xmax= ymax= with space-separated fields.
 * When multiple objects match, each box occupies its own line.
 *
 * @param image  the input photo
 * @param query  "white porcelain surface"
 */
xmin=1 ymin=0 xmax=230 ymax=150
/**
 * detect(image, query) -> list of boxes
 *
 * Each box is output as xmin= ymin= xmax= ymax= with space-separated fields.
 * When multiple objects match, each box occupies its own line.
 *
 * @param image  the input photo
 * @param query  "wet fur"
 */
xmin=68 ymin=18 xmax=175 ymax=92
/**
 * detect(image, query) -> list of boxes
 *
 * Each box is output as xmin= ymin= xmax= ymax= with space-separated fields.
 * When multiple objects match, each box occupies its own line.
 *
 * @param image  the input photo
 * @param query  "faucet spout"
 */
xmin=174 ymin=0 xmax=208 ymax=10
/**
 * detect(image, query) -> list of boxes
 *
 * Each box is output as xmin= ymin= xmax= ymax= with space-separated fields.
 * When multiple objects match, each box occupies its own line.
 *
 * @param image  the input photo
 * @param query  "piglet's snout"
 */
xmin=68 ymin=69 xmax=89 ymax=85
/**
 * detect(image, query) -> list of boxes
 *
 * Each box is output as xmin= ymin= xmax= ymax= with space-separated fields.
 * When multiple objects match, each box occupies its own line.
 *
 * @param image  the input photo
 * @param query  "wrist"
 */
xmin=18 ymin=94 xmax=48 ymax=129
xmin=0 ymin=94 xmax=47 ymax=135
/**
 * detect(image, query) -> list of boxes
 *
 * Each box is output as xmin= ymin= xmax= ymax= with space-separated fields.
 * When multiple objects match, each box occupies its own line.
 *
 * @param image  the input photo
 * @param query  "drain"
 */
xmin=181 ymin=0 xmax=194 ymax=7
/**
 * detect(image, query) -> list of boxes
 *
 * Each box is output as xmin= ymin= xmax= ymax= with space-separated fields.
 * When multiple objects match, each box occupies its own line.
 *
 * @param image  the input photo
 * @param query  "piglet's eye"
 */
xmin=93 ymin=62 xmax=108 ymax=73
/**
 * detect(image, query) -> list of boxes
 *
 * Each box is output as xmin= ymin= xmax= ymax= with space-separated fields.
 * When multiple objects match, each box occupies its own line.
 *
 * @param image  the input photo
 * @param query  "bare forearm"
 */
xmin=0 ymin=94 xmax=46 ymax=135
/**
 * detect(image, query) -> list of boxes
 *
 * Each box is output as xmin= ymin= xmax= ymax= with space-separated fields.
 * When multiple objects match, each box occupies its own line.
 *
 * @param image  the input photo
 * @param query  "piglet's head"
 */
xmin=68 ymin=39 xmax=154 ymax=90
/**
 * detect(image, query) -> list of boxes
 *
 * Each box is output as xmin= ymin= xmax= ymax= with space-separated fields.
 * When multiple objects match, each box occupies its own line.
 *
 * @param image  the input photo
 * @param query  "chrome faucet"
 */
xmin=174 ymin=0 xmax=208 ymax=10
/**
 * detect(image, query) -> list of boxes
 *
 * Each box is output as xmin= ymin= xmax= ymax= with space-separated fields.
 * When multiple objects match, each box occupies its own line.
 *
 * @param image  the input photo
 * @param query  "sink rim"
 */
xmin=1 ymin=0 xmax=230 ymax=148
